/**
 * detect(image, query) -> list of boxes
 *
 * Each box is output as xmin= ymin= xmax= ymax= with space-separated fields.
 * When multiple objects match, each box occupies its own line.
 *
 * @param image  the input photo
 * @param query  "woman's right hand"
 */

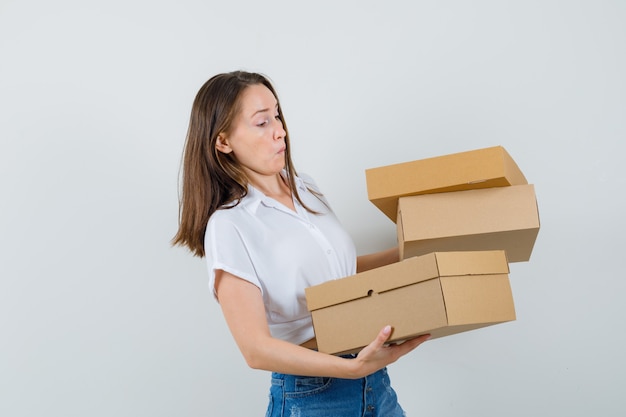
xmin=349 ymin=326 xmax=431 ymax=379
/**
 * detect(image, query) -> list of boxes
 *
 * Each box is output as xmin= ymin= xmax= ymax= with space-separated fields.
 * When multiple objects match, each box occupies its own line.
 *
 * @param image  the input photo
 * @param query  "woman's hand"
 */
xmin=349 ymin=326 xmax=431 ymax=379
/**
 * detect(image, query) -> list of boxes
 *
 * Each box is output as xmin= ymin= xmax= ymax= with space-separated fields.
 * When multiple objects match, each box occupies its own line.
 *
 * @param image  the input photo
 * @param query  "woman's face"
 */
xmin=216 ymin=84 xmax=287 ymax=180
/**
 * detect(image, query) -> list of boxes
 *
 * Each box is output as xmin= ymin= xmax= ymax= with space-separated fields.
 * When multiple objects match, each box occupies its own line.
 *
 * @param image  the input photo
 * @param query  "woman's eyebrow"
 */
xmin=250 ymin=104 xmax=279 ymax=117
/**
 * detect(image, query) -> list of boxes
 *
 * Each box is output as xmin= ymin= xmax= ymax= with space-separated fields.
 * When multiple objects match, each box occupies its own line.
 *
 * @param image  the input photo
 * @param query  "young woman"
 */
xmin=173 ymin=70 xmax=430 ymax=416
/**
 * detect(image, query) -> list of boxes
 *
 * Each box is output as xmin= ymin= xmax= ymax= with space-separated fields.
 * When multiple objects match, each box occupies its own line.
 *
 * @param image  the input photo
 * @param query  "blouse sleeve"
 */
xmin=204 ymin=212 xmax=263 ymax=301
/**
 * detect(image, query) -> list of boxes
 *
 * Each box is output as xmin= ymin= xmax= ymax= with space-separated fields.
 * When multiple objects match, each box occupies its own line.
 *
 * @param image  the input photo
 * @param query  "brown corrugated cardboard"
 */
xmin=305 ymin=250 xmax=515 ymax=355
xmin=365 ymin=146 xmax=528 ymax=222
xmin=397 ymin=184 xmax=540 ymax=262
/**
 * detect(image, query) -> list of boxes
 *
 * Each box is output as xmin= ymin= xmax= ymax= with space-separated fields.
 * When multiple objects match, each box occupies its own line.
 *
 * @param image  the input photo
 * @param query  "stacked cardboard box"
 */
xmin=305 ymin=250 xmax=516 ymax=355
xmin=305 ymin=146 xmax=540 ymax=355
xmin=366 ymin=145 xmax=540 ymax=261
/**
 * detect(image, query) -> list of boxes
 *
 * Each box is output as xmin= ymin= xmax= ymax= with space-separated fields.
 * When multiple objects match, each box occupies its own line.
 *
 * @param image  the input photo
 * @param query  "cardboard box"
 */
xmin=397 ymin=184 xmax=540 ymax=263
xmin=365 ymin=146 xmax=528 ymax=222
xmin=305 ymin=250 xmax=515 ymax=355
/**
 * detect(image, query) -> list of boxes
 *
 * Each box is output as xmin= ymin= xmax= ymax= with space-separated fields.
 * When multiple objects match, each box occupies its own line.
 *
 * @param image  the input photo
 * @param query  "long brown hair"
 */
xmin=172 ymin=71 xmax=313 ymax=257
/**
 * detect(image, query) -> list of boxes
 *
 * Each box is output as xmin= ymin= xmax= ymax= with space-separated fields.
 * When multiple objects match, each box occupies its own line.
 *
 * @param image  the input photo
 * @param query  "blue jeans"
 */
xmin=266 ymin=365 xmax=406 ymax=417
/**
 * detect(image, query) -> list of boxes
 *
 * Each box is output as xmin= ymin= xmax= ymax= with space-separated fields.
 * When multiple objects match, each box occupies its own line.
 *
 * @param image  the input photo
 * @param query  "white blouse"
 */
xmin=205 ymin=173 xmax=357 ymax=345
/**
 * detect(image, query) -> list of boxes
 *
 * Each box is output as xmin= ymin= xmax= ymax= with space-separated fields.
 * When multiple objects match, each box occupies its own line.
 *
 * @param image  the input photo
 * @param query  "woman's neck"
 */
xmin=249 ymin=172 xmax=295 ymax=210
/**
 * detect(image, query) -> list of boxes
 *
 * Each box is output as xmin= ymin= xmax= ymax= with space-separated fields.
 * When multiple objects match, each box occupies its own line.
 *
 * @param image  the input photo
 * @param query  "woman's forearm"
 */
xmin=244 ymin=336 xmax=362 ymax=378
xmin=356 ymin=246 xmax=399 ymax=273
xmin=240 ymin=324 xmax=426 ymax=380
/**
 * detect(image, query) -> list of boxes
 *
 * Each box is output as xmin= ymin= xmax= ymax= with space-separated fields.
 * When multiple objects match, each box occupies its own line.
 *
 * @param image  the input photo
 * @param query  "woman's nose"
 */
xmin=274 ymin=118 xmax=286 ymax=140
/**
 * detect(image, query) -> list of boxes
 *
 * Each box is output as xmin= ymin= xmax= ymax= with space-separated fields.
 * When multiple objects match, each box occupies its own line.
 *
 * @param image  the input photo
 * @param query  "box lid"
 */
xmin=365 ymin=145 xmax=528 ymax=222
xmin=305 ymin=250 xmax=509 ymax=311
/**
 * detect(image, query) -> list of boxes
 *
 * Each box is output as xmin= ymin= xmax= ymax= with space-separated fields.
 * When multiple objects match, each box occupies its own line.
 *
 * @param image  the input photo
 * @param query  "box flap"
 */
xmin=440 ymin=274 xmax=516 ymax=326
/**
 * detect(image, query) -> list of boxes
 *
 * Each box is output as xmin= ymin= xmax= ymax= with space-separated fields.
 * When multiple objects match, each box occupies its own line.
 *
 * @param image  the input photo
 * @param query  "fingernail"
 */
xmin=383 ymin=325 xmax=391 ymax=335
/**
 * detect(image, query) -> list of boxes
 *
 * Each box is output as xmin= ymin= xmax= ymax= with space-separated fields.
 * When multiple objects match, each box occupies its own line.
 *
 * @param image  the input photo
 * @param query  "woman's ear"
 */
xmin=215 ymin=134 xmax=232 ymax=154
